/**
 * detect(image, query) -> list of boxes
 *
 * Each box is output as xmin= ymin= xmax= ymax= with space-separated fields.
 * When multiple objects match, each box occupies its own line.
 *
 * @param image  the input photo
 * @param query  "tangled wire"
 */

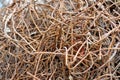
xmin=0 ymin=0 xmax=120 ymax=80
